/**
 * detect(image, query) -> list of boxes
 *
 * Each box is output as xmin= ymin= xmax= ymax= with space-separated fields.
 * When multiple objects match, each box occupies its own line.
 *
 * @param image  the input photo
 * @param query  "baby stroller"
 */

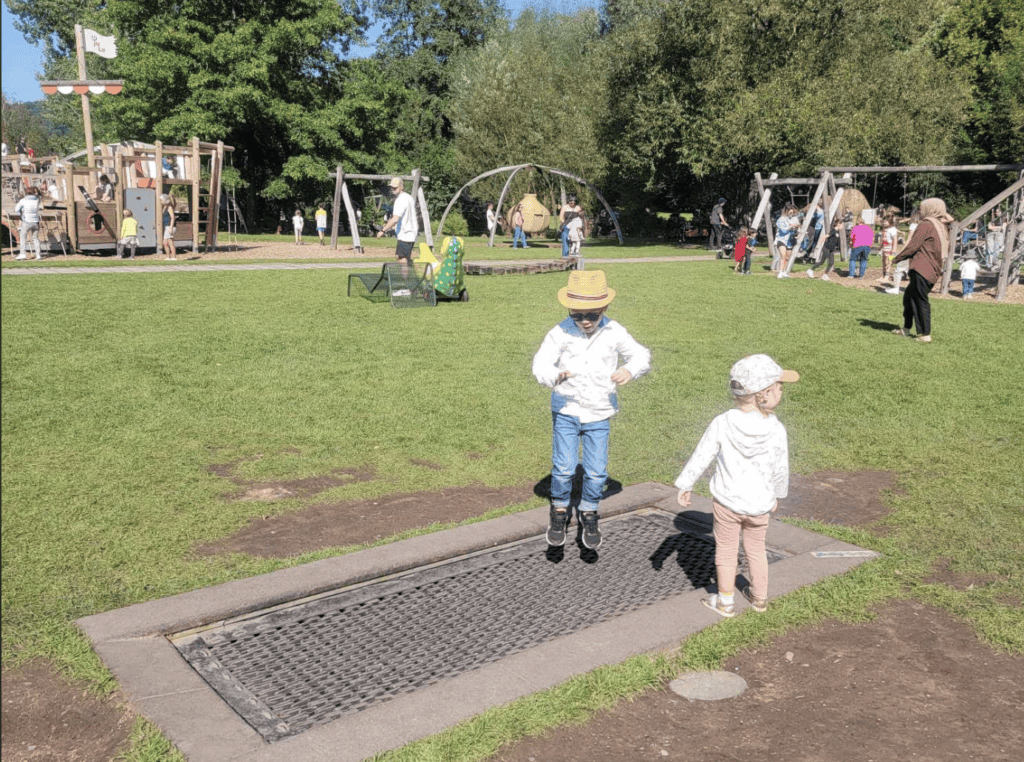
xmin=714 ymin=227 xmax=737 ymax=259
xmin=416 ymin=237 xmax=469 ymax=302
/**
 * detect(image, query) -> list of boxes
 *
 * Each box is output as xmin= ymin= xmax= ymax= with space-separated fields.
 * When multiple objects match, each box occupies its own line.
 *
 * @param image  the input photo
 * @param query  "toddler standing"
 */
xmin=316 ymin=204 xmax=328 ymax=246
xmin=959 ymin=256 xmax=980 ymax=299
xmin=879 ymin=216 xmax=898 ymax=282
xmin=533 ymin=270 xmax=651 ymax=550
xmin=675 ymin=355 xmax=799 ymax=617
xmin=292 ymin=209 xmax=304 ymax=245
xmin=116 ymin=209 xmax=139 ymax=259
xmin=734 ymin=226 xmax=754 ymax=274
xmin=565 ymin=212 xmax=585 ymax=256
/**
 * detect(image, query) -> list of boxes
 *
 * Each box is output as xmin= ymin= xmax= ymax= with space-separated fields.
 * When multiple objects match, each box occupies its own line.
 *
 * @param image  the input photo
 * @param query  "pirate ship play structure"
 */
xmin=2 ymin=23 xmax=235 ymax=257
xmin=2 ymin=138 xmax=234 ymax=256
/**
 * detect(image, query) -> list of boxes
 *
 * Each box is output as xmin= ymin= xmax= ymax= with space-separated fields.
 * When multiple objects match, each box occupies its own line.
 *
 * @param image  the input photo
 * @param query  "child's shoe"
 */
xmin=806 ymin=268 xmax=814 ymax=278
xmin=580 ymin=511 xmax=602 ymax=550
xmin=821 ymin=274 xmax=830 ymax=281
xmin=546 ymin=506 xmax=569 ymax=546
xmin=701 ymin=594 xmax=736 ymax=618
xmin=740 ymin=586 xmax=768 ymax=613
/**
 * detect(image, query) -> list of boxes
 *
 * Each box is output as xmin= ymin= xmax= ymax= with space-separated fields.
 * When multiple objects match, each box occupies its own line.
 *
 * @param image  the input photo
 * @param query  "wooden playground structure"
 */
xmin=752 ymin=164 xmax=1024 ymax=301
xmin=2 ymin=138 xmax=234 ymax=257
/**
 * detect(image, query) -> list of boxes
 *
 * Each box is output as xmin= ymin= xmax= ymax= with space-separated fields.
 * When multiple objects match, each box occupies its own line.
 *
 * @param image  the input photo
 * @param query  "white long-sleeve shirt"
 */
xmin=674 ymin=408 xmax=789 ymax=516
xmin=532 ymin=316 xmax=651 ymax=423
xmin=14 ymin=195 xmax=41 ymax=225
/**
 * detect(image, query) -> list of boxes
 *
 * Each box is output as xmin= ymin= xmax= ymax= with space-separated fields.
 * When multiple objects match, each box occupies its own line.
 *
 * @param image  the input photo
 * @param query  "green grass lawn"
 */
xmin=2 ymin=259 xmax=1022 ymax=761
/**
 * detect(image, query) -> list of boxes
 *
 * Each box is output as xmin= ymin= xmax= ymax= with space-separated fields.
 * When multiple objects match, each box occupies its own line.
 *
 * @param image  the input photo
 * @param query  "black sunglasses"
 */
xmin=570 ymin=311 xmax=604 ymax=322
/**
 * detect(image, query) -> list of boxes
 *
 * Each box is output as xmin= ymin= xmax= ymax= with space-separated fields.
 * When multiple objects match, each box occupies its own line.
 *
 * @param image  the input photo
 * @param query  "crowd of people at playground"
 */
xmin=4 ymin=140 xmax=1016 ymax=307
xmin=713 ymin=195 xmax=1010 ymax=301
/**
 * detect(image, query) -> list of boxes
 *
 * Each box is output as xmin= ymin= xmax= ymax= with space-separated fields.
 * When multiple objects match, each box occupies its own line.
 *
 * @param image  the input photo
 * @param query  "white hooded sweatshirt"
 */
xmin=674 ymin=408 xmax=789 ymax=516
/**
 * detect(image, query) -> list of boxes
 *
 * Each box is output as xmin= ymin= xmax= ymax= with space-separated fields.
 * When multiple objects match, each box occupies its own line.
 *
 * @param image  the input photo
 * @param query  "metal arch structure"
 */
xmin=435 ymin=163 xmax=624 ymax=246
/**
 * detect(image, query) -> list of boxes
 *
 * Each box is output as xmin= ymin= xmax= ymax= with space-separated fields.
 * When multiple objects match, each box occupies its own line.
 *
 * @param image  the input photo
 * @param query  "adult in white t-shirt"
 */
xmin=377 ymin=176 xmax=418 ymax=272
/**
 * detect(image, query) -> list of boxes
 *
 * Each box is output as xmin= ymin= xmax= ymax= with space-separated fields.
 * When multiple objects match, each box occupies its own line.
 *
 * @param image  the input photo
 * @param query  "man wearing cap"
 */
xmin=376 ymin=177 xmax=418 ymax=273
xmin=532 ymin=270 xmax=651 ymax=550
xmin=710 ymin=197 xmax=729 ymax=250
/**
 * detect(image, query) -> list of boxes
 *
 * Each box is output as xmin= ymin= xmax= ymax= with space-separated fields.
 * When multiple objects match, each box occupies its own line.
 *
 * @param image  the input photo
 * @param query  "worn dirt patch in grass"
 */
xmin=1 ymin=661 xmax=132 ymax=762
xmin=490 ymin=599 xmax=1023 ymax=762
xmin=777 ymin=469 xmax=898 ymax=527
xmin=192 ymin=482 xmax=538 ymax=559
xmin=207 ymin=455 xmax=376 ymax=501
xmin=193 ymin=469 xmax=895 ymax=560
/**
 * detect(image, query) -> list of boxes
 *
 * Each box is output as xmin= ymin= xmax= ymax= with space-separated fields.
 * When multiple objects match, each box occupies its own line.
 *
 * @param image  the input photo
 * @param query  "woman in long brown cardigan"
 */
xmin=890 ymin=197 xmax=954 ymax=343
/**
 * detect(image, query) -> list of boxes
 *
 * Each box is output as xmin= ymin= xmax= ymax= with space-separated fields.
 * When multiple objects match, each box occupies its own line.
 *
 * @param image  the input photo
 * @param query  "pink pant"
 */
xmin=713 ymin=501 xmax=771 ymax=600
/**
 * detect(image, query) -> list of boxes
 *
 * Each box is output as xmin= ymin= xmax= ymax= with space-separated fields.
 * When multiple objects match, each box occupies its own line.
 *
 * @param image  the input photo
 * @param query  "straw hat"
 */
xmin=558 ymin=270 xmax=616 ymax=310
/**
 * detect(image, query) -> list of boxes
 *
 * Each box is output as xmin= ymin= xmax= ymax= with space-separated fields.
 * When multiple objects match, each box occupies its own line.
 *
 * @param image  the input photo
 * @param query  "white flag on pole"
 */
xmin=83 ymin=29 xmax=118 ymax=58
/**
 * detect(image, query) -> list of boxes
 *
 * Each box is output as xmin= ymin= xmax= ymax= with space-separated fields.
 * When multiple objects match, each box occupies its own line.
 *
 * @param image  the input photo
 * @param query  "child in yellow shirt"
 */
xmin=117 ymin=209 xmax=139 ymax=259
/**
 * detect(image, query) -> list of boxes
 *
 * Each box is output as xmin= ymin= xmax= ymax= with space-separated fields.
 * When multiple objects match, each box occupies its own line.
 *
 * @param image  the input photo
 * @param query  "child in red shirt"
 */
xmin=734 ymin=227 xmax=754 ymax=274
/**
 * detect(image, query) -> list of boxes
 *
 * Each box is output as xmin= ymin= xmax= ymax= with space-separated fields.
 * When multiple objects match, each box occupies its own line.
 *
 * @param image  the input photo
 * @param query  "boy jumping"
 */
xmin=532 ymin=270 xmax=651 ymax=550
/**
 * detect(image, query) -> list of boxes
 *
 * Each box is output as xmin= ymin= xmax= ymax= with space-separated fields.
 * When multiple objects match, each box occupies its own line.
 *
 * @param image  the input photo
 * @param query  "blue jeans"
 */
xmin=851 ymin=246 xmax=870 ymax=277
xmin=550 ymin=413 xmax=609 ymax=513
xmin=513 ymin=226 xmax=528 ymax=248
xmin=561 ymin=226 xmax=570 ymax=257
xmin=962 ymin=278 xmax=975 ymax=297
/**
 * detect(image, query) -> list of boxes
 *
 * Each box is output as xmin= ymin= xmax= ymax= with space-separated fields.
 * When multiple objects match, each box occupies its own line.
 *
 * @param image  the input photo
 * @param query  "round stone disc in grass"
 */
xmin=668 ymin=671 xmax=747 ymax=701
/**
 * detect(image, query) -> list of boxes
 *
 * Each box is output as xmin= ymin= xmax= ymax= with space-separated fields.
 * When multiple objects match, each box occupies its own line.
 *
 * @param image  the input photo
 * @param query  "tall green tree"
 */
xmin=932 ymin=0 xmax=1024 ymax=165
xmin=369 ymin=0 xmax=505 ymax=209
xmin=5 ymin=0 xmax=377 ymax=222
xmin=447 ymin=8 xmax=608 ymax=207
xmin=599 ymin=0 xmax=974 ymax=210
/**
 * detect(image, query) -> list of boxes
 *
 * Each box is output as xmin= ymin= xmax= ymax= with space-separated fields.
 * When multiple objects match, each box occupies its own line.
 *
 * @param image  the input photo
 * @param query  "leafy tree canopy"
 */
xmin=600 ymin=0 xmax=976 ymax=209
xmin=5 ymin=0 xmax=389 ymax=219
xmin=448 ymin=6 xmax=608 ymax=205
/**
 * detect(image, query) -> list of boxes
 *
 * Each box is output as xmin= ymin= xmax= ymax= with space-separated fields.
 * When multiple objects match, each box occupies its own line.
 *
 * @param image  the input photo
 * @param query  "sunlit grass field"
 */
xmin=2 ymin=257 xmax=1021 ymax=760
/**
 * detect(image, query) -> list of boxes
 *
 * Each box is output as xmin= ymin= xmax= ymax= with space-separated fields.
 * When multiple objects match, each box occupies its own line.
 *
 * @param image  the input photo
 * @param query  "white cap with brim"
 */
xmin=729 ymin=354 xmax=799 ymax=396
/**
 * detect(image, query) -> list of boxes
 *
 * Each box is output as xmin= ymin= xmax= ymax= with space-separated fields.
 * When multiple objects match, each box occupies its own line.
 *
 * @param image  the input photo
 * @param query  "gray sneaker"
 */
xmin=546 ymin=507 xmax=569 ymax=546
xmin=580 ymin=511 xmax=602 ymax=550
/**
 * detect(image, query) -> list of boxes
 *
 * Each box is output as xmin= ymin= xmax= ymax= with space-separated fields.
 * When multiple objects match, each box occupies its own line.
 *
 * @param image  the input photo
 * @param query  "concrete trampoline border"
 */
xmin=76 ymin=482 xmax=879 ymax=762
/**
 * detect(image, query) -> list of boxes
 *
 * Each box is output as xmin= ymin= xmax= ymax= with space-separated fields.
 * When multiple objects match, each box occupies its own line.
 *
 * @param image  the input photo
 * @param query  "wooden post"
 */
xmin=64 ymin=168 xmax=78 ymax=252
xmin=995 ymin=217 xmax=1018 ymax=301
xmin=154 ymin=141 xmax=165 ymax=253
xmin=113 ymin=152 xmax=123 ymax=240
xmin=341 ymin=179 xmax=361 ymax=252
xmin=410 ymin=169 xmax=422 ymax=243
xmin=417 ymin=185 xmax=433 ymax=248
xmin=754 ymin=173 xmax=777 ymax=266
xmin=190 ymin=137 xmax=200 ymax=254
xmin=74 ymin=25 xmax=95 ymax=169
xmin=330 ymin=165 xmax=344 ymax=250
xmin=208 ymin=141 xmax=224 ymax=250
xmin=941 ymin=222 xmax=960 ymax=294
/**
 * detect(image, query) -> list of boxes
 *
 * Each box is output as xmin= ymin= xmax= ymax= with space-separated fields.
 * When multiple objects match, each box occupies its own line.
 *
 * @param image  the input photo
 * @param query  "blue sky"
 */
xmin=2 ymin=1 xmax=600 ymax=103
